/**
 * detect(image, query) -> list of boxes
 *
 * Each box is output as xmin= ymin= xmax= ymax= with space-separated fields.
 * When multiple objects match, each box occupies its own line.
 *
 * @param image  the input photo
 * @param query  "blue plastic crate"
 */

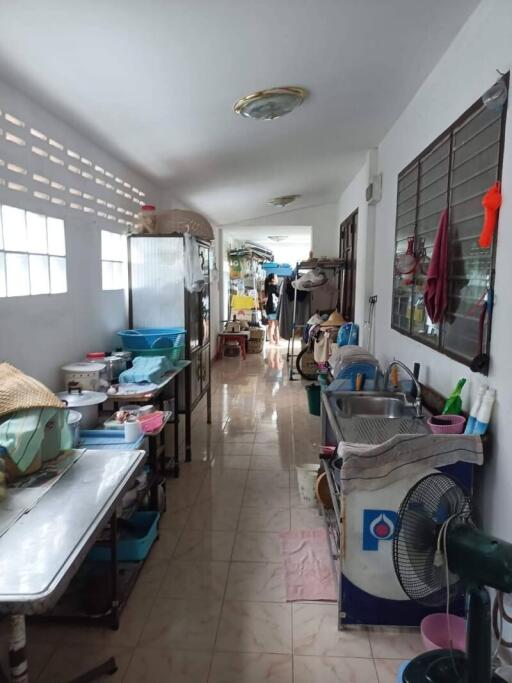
xmin=118 ymin=328 xmax=186 ymax=350
xmin=88 ymin=511 xmax=160 ymax=562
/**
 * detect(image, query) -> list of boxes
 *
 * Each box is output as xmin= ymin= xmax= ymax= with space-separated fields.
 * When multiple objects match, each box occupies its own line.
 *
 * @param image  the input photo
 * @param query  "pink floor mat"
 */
xmin=279 ymin=527 xmax=337 ymax=602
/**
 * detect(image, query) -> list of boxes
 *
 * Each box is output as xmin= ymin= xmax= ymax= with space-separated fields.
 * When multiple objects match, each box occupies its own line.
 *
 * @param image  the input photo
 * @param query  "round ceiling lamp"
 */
xmin=234 ymin=87 xmax=307 ymax=120
xmin=267 ymin=194 xmax=301 ymax=208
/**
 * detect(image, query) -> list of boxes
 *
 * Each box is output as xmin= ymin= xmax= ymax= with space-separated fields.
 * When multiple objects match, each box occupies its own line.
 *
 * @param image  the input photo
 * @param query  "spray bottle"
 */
xmin=464 ymin=385 xmax=487 ymax=435
xmin=473 ymin=388 xmax=496 ymax=436
xmin=442 ymin=378 xmax=467 ymax=415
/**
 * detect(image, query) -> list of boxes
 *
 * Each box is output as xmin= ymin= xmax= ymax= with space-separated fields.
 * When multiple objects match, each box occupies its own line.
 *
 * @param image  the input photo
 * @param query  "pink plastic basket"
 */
xmin=139 ymin=411 xmax=165 ymax=434
xmin=427 ymin=414 xmax=466 ymax=434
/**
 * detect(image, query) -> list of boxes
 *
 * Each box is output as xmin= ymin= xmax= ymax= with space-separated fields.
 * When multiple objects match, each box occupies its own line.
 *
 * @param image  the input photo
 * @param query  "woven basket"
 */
xmin=155 ymin=210 xmax=214 ymax=241
xmin=0 ymin=363 xmax=64 ymax=419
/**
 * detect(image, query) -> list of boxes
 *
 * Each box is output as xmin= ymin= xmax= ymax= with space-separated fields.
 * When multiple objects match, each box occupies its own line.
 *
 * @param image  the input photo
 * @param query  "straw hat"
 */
xmin=0 ymin=362 xmax=64 ymax=419
xmin=320 ymin=311 xmax=346 ymax=327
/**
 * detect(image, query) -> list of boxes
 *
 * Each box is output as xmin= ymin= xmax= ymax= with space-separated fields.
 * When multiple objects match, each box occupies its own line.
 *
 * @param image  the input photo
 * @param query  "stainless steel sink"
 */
xmin=323 ymin=391 xmax=430 ymax=445
xmin=335 ymin=392 xmax=410 ymax=419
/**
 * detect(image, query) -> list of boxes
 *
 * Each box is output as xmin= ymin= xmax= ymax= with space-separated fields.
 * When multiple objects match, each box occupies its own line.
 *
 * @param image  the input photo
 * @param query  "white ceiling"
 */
xmin=227 ymin=226 xmax=312 ymax=245
xmin=0 ymin=0 xmax=480 ymax=225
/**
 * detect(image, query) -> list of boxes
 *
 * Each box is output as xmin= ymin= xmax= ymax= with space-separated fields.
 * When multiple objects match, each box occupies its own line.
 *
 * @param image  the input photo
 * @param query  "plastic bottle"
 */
xmin=464 ymin=385 xmax=487 ymax=435
xmin=473 ymin=388 xmax=496 ymax=436
xmin=442 ymin=378 xmax=467 ymax=415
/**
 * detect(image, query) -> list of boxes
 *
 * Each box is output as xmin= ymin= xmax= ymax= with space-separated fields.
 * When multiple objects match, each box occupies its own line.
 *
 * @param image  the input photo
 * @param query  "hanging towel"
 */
xmin=424 ymin=209 xmax=449 ymax=323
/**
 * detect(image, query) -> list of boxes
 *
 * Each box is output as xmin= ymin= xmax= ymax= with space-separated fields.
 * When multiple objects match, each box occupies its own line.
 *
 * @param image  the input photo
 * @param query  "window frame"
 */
xmin=391 ymin=76 xmax=509 ymax=372
xmin=0 ymin=204 xmax=67 ymax=297
xmin=101 ymin=228 xmax=126 ymax=291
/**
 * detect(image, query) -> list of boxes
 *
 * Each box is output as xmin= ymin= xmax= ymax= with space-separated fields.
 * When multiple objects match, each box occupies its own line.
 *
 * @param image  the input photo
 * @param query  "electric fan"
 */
xmin=393 ymin=473 xmax=512 ymax=683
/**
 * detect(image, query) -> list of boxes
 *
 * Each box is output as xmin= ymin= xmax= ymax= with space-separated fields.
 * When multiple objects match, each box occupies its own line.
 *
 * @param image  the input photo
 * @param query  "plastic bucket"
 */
xmin=427 ymin=414 xmax=466 ymax=434
xmin=420 ymin=613 xmax=466 ymax=652
xmin=296 ymin=464 xmax=319 ymax=506
xmin=305 ymin=384 xmax=321 ymax=416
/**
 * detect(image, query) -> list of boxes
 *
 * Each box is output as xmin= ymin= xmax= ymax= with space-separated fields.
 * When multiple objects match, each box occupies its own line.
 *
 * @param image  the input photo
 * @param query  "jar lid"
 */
xmin=62 ymin=362 xmax=106 ymax=373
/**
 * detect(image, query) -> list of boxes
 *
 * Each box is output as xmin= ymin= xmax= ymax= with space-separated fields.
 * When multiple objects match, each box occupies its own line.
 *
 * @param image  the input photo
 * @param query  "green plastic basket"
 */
xmin=126 ymin=345 xmax=184 ymax=362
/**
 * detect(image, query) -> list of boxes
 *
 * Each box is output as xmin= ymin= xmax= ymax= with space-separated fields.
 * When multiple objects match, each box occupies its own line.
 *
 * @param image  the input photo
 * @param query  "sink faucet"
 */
xmin=383 ymin=360 xmax=423 ymax=418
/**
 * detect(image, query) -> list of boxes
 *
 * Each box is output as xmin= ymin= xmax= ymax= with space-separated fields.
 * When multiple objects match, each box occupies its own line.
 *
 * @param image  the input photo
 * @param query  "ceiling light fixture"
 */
xmin=267 ymin=235 xmax=288 ymax=242
xmin=267 ymin=194 xmax=301 ymax=208
xmin=234 ymin=87 xmax=307 ymax=120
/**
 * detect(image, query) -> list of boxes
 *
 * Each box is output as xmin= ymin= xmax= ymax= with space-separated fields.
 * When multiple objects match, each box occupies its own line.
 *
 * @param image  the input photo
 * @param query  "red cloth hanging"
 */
xmin=424 ymin=209 xmax=449 ymax=323
xmin=479 ymin=182 xmax=502 ymax=249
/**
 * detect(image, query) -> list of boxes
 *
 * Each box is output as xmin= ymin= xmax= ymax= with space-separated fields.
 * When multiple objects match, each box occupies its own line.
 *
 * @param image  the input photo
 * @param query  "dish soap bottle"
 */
xmin=442 ymin=378 xmax=466 ymax=415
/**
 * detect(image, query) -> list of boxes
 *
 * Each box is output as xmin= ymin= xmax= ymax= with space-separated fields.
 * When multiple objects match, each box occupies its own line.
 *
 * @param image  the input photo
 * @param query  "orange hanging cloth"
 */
xmin=479 ymin=181 xmax=502 ymax=249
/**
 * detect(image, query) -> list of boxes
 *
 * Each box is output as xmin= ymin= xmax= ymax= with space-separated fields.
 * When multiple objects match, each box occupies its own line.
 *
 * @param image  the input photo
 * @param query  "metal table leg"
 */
xmin=8 ymin=614 xmax=28 ymax=683
xmin=185 ymin=365 xmax=192 ymax=462
xmin=110 ymin=512 xmax=119 ymax=631
xmin=173 ymin=373 xmax=180 ymax=477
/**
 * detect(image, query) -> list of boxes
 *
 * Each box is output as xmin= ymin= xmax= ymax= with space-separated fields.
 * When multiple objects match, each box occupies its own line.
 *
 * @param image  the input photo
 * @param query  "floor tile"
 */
xmin=292 ymin=604 xmax=371 ymax=657
xmin=37 ymin=645 xmax=132 ymax=683
xmin=369 ymin=630 xmax=423 ymax=659
xmin=186 ymin=502 xmax=241 ymax=531
xmin=225 ymin=562 xmax=286 ymax=602
xmin=160 ymin=560 xmax=230 ymax=600
xmin=238 ymin=507 xmax=290 ymax=532
xmin=375 ymin=658 xmax=403 ymax=683
xmin=243 ymin=485 xmax=290 ymax=508
xmin=246 ymin=470 xmax=290 ymax=488
xmin=232 ymin=531 xmax=283 ymax=562
xmin=293 ymin=655 xmax=378 ymax=683
xmin=123 ymin=648 xmax=212 ymax=683
xmin=250 ymin=454 xmax=291 ymax=470
xmin=139 ymin=597 xmax=222 ymax=650
xmin=209 ymin=455 xmax=252 ymax=469
xmin=290 ymin=507 xmax=324 ymax=529
xmin=173 ymin=529 xmax=236 ymax=561
xmin=208 ymin=652 xmax=292 ymax=683
xmin=149 ymin=526 xmax=182 ymax=560
xmin=216 ymin=601 xmax=292 ymax=654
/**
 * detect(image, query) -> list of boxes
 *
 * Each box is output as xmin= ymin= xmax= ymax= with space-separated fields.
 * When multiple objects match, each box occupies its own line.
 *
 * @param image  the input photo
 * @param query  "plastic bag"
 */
xmin=183 ymin=233 xmax=205 ymax=292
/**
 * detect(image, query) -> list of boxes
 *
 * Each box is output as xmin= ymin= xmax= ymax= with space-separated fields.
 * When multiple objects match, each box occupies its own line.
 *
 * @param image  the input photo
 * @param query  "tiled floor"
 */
xmin=9 ymin=344 xmax=422 ymax=681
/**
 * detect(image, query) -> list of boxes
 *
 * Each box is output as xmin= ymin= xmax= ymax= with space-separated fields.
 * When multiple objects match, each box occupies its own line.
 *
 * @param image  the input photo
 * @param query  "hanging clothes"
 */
xmin=277 ymin=278 xmax=311 ymax=340
xmin=424 ymin=209 xmax=449 ymax=323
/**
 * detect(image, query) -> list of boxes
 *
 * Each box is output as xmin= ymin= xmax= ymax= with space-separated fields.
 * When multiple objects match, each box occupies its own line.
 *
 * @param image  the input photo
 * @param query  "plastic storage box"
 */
xmin=88 ymin=511 xmax=160 ymax=562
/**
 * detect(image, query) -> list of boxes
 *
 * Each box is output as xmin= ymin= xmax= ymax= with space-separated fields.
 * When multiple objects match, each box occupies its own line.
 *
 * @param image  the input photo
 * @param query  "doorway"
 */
xmin=339 ymin=210 xmax=358 ymax=321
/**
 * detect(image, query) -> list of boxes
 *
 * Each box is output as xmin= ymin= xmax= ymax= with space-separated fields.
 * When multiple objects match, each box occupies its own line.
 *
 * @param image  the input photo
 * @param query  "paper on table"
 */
xmin=0 ymin=449 xmax=84 ymax=537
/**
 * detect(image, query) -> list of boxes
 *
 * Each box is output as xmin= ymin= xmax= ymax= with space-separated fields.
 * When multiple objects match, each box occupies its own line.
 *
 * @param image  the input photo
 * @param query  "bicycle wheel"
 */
xmin=296 ymin=346 xmax=317 ymax=380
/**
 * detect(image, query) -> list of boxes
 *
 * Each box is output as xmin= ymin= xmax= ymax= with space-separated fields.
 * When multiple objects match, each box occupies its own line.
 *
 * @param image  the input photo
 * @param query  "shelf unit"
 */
xmin=288 ymin=258 xmax=345 ymax=380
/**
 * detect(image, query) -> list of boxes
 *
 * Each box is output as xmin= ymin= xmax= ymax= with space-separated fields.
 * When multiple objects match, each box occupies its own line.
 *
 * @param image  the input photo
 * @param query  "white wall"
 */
xmin=221 ymin=203 xmax=338 ymax=257
xmin=337 ymin=0 xmax=512 ymax=541
xmin=0 ymin=78 xmax=159 ymax=390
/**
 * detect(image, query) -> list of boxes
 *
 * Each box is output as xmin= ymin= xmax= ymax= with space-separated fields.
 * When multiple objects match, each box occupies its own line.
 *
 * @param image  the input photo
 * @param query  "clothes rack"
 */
xmin=287 ymin=258 xmax=344 ymax=380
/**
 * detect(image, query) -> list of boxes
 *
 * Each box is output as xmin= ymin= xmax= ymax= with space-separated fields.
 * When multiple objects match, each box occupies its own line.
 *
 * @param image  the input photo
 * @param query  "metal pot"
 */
xmin=67 ymin=410 xmax=82 ymax=447
xmin=102 ymin=355 xmax=127 ymax=383
xmin=61 ymin=362 xmax=107 ymax=391
xmin=58 ymin=385 xmax=107 ymax=429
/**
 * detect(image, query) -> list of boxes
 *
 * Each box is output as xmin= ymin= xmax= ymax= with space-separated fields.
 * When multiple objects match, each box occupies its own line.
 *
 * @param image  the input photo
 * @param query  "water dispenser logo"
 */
xmin=362 ymin=509 xmax=398 ymax=551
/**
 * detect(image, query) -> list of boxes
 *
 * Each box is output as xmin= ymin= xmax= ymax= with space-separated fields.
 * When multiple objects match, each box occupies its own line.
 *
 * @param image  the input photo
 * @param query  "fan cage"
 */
xmin=392 ymin=473 xmax=472 ymax=607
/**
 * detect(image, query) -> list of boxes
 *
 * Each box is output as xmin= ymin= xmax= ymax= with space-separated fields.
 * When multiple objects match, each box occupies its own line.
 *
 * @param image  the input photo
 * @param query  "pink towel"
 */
xmin=279 ymin=528 xmax=337 ymax=601
xmin=424 ymin=208 xmax=449 ymax=323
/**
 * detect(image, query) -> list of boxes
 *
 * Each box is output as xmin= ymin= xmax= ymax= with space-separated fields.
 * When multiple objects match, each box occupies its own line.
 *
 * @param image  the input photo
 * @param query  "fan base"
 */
xmin=402 ymin=650 xmax=504 ymax=682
